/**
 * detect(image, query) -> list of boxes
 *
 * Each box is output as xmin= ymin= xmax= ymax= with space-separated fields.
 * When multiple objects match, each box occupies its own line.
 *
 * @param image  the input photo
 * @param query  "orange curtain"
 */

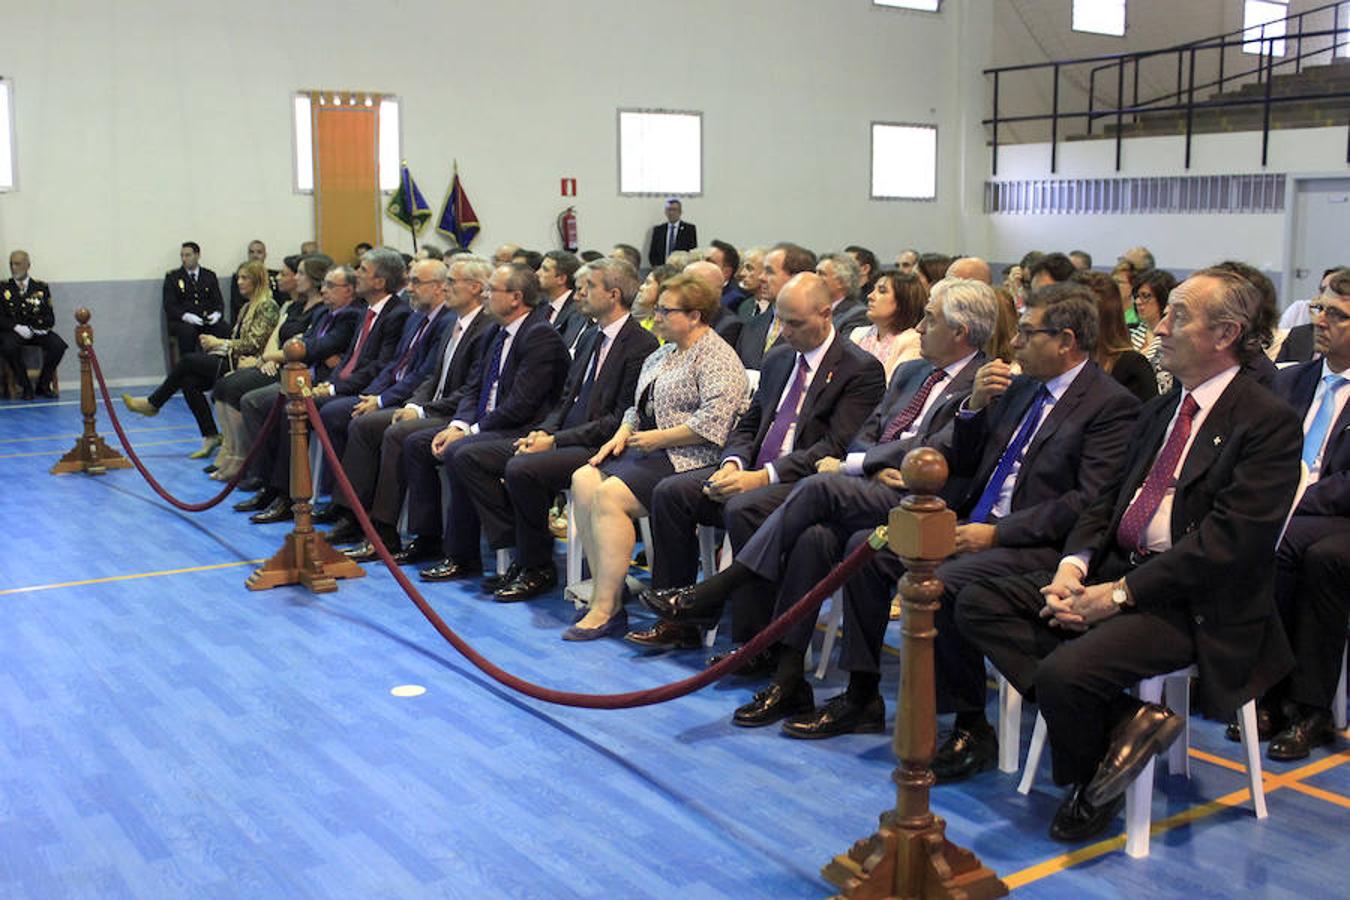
xmin=312 ymin=92 xmax=380 ymax=266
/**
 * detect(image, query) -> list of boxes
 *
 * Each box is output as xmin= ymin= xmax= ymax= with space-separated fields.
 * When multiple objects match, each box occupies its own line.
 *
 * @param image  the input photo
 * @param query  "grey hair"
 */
xmin=819 ymin=252 xmax=862 ymax=298
xmin=362 ymin=247 xmax=406 ymax=293
xmin=588 ymin=257 xmax=641 ymax=308
xmin=453 ymin=254 xmax=494 ymax=288
xmin=1191 ymin=267 xmax=1272 ymax=364
xmin=930 ymin=277 xmax=999 ymax=350
xmin=1024 ymin=283 xmax=1100 ymax=355
xmin=326 ymin=265 xmax=357 ymax=288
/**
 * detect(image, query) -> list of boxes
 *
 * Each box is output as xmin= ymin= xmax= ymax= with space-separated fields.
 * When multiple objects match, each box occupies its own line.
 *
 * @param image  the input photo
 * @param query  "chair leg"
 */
xmin=1017 ymin=713 xmax=1047 ymax=795
xmin=1238 ymin=700 xmax=1269 ymax=819
xmin=813 ymin=591 xmax=843 ymax=680
xmin=1124 ymin=757 xmax=1156 ymax=859
xmin=495 ymin=548 xmax=513 ymax=576
xmin=998 ymin=675 xmax=1023 ymax=774
xmin=564 ymin=491 xmax=583 ymax=589
xmin=697 ymin=525 xmax=717 ymax=579
xmin=1334 ymin=645 xmax=1347 ymax=732
xmin=1163 ymin=674 xmax=1192 ymax=779
xmin=638 ymin=517 xmax=655 ymax=570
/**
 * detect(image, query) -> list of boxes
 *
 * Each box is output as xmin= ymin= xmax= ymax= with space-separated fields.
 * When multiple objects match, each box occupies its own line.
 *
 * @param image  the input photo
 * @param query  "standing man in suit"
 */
xmin=1 ymin=250 xmax=66 ymax=399
xmin=642 ymin=278 xmax=999 ymax=693
xmin=957 ymin=269 xmax=1302 ymax=843
xmin=816 ymin=253 xmax=870 ymax=333
xmin=786 ymin=284 xmax=1139 ymax=752
xmin=1257 ymin=268 xmax=1350 ymax=759
xmin=452 ymin=258 xmax=660 ymax=599
xmin=737 ymin=243 xmax=817 ymax=369
xmin=647 ymin=198 xmax=697 ymax=267
xmin=229 ymin=240 xmax=285 ymax=323
xmin=163 ymin=241 xmax=229 ymax=357
xmin=537 ymin=250 xmax=588 ymax=352
xmin=629 ymin=273 xmax=885 ymax=651
xmin=407 ymin=263 xmax=571 ymax=581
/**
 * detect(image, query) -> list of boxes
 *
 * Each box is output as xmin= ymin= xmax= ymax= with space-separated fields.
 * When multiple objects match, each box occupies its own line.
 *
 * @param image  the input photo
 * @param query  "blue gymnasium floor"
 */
xmin=1 ymin=394 xmax=1347 ymax=899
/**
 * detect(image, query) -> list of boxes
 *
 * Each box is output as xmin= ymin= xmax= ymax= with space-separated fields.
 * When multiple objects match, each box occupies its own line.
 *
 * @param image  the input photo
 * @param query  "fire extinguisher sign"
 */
xmin=560 ymin=177 xmax=577 ymax=197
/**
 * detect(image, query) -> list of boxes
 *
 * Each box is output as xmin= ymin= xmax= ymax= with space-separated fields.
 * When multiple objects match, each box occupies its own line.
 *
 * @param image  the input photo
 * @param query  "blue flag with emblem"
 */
xmin=436 ymin=161 xmax=481 ymax=249
xmin=387 ymin=161 xmax=432 ymax=233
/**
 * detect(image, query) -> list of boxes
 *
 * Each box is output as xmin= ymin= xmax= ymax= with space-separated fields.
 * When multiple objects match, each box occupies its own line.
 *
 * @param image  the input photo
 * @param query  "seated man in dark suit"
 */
xmin=791 ymin=285 xmax=1139 ymax=758
xmin=641 ymin=277 xmax=1000 ymax=705
xmin=1 ymin=250 xmax=66 ymax=399
xmin=1256 ymin=269 xmax=1350 ymax=759
xmin=629 ymin=272 xmax=885 ymax=652
xmin=816 ymin=252 xmax=869 ymax=333
xmin=163 ymin=241 xmax=230 ymax=357
xmin=537 ymin=250 xmax=588 ymax=352
xmin=646 ymin=198 xmax=697 ymax=267
xmin=329 ymin=256 xmax=493 ymax=561
xmin=245 ymin=248 xmax=411 ymax=523
xmin=957 ymin=268 xmax=1302 ymax=843
xmin=404 ymin=263 xmax=571 ymax=581
xmin=450 ymin=258 xmax=660 ymax=598
xmin=737 ymin=243 xmax=816 ymax=369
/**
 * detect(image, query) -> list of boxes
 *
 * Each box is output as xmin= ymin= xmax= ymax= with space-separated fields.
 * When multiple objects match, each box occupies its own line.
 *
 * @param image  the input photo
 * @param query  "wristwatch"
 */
xmin=1111 ymin=578 xmax=1131 ymax=607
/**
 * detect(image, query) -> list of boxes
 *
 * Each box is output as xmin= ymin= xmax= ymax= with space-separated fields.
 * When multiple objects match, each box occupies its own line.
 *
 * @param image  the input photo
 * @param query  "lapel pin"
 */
xmin=825 ymin=371 xmax=834 ymax=384
xmin=1212 ymin=435 xmax=1222 ymax=446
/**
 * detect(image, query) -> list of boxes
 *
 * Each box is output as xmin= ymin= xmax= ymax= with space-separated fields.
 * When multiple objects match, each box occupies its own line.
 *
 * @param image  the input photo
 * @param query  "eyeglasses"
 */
xmin=409 ymin=278 xmax=440 ymax=288
xmin=653 ymin=304 xmax=690 ymax=317
xmin=1015 ymin=326 xmax=1063 ymax=340
xmin=1134 ymin=291 xmax=1157 ymax=303
xmin=1310 ymin=302 xmax=1350 ymax=324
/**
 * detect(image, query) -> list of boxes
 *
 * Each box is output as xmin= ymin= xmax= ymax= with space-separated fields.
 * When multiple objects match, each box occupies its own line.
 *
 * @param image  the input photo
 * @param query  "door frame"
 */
xmin=1281 ymin=173 xmax=1350 ymax=311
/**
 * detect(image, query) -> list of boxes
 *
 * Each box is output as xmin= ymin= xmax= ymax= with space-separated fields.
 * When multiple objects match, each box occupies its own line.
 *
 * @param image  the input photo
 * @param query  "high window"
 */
xmin=0 ymin=79 xmax=15 ymax=191
xmin=618 ymin=110 xmax=702 ymax=196
xmin=292 ymin=93 xmax=401 ymax=193
xmin=874 ymin=1 xmax=941 ymax=11
xmin=871 ymin=123 xmax=937 ymax=201
xmin=1243 ymin=1 xmax=1289 ymax=56
xmin=1072 ymin=0 xmax=1126 ymax=37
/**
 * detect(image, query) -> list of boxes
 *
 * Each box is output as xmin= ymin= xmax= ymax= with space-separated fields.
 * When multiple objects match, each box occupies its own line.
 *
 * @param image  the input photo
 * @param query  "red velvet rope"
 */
xmin=88 ymin=347 xmax=285 ymax=512
xmin=304 ymin=394 xmax=881 ymax=709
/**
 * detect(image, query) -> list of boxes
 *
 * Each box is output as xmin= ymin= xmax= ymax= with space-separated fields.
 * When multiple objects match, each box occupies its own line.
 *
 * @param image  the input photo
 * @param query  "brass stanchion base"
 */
xmin=822 ymin=811 xmax=1007 ymax=900
xmin=51 ymin=434 xmax=131 ymax=476
xmin=246 ymin=529 xmax=365 ymax=593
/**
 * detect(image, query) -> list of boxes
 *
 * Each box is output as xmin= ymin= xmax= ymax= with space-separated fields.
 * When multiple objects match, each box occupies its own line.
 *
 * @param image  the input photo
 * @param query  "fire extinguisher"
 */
xmin=557 ymin=206 xmax=578 ymax=253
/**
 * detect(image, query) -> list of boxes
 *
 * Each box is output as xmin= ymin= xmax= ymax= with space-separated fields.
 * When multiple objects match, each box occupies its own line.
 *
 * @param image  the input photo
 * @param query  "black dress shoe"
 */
xmin=931 ymin=721 xmax=998 ymax=782
xmin=311 ymin=503 xmax=341 ymax=524
xmin=782 ymin=692 xmax=886 ymax=740
xmin=419 ymin=559 xmax=481 ymax=582
xmin=238 ymin=475 xmax=265 ymax=493
xmin=638 ymin=585 xmax=722 ymax=626
xmin=1049 ymin=783 xmax=1125 ymax=843
xmin=733 ymin=679 xmax=815 ymax=727
xmin=392 ymin=537 xmax=442 ymax=565
xmin=35 ymin=385 xmax=57 ymax=399
xmin=481 ymin=563 xmax=522 ymax=593
xmin=1267 ymin=709 xmax=1336 ymax=761
xmin=625 ymin=619 xmax=703 ymax=650
xmin=233 ymin=488 xmax=277 ymax=512
xmin=249 ymin=498 xmax=294 ymax=524
xmin=20 ymin=384 xmax=35 ymax=401
xmin=494 ymin=566 xmax=558 ymax=602
xmin=706 ymin=648 xmax=775 ymax=679
xmin=202 ymin=463 xmax=218 ymax=474
xmin=1084 ymin=702 xmax=1184 ymax=807
xmin=324 ymin=518 xmax=362 ymax=546
xmin=1225 ymin=704 xmax=1283 ymax=743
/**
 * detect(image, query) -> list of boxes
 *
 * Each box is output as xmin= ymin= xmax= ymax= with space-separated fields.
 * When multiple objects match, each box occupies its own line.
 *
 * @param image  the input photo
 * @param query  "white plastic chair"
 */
xmin=1335 ymin=645 xmax=1348 ymax=732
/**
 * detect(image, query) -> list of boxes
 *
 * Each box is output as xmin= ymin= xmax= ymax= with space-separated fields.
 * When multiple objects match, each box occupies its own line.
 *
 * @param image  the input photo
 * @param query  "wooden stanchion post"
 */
xmin=822 ymin=448 xmax=1007 ymax=900
xmin=246 ymin=338 xmax=365 ymax=593
xmin=51 ymin=308 xmax=131 ymax=476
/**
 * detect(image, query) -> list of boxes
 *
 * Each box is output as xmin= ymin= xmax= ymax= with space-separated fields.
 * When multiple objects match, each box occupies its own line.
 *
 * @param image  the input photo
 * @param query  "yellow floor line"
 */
xmin=1285 ymin=780 xmax=1350 ymax=809
xmin=0 ymin=559 xmax=264 ymax=596
xmin=1188 ymin=746 xmax=1253 ymax=774
xmin=0 ymin=437 xmax=196 ymax=459
xmin=0 ymin=424 xmax=194 ymax=445
xmin=1003 ymin=746 xmax=1350 ymax=889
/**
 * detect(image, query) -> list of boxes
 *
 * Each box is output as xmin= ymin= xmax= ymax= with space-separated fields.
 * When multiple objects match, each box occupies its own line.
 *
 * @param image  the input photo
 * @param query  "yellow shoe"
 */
xmin=188 ymin=435 xmax=223 ymax=459
xmin=121 ymin=394 xmax=159 ymax=417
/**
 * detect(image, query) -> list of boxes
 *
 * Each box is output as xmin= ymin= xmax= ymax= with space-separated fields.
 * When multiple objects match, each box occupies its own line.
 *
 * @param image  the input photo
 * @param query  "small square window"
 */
xmin=1072 ymin=0 xmax=1126 ymax=37
xmin=1243 ymin=1 xmax=1288 ymax=56
xmin=871 ymin=123 xmax=937 ymax=201
xmin=618 ymin=110 xmax=702 ymax=196
xmin=873 ymin=0 xmax=941 ymax=11
xmin=0 ymin=79 xmax=14 ymax=191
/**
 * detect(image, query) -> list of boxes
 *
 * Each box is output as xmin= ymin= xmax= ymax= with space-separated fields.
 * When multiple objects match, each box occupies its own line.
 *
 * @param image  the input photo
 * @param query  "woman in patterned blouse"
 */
xmin=568 ymin=273 xmax=748 ymax=641
xmin=1131 ymin=268 xmax=1177 ymax=394
xmin=849 ymin=270 xmax=925 ymax=382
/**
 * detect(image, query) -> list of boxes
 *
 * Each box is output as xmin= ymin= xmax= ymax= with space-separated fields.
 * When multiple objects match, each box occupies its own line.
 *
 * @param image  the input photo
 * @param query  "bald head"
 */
xmin=685 ymin=260 xmax=726 ymax=293
xmin=493 ymin=243 xmax=521 ymax=266
xmin=776 ymin=273 xmax=834 ymax=353
xmin=946 ymin=257 xmax=992 ymax=284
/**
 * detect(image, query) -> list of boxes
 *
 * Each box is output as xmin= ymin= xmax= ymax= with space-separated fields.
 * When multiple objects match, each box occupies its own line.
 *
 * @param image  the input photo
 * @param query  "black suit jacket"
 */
xmin=300 ymin=304 xmax=362 ymax=383
xmin=330 ymin=295 xmax=412 ymax=396
xmin=831 ymin=297 xmax=869 ymax=333
xmin=549 ymin=292 xmax=590 ymax=352
xmin=1275 ymin=324 xmax=1316 ymax=364
xmin=1066 ymin=373 xmax=1302 ymax=716
xmin=452 ymin=305 xmax=571 ymax=432
xmin=736 ymin=305 xmax=786 ymax=369
xmin=0 ymin=279 xmax=55 ymax=330
xmin=849 ymin=353 xmax=985 ymax=475
xmin=721 ymin=336 xmax=885 ymax=483
xmin=647 ymin=220 xmax=697 ymax=266
xmin=412 ymin=308 xmax=493 ymax=417
xmin=948 ymin=361 xmax=1140 ymax=548
xmin=543 ymin=316 xmax=661 ymax=448
xmin=709 ymin=304 xmax=743 ymax=351
xmin=162 ymin=266 xmax=225 ymax=322
xmin=1274 ymin=359 xmax=1350 ymax=516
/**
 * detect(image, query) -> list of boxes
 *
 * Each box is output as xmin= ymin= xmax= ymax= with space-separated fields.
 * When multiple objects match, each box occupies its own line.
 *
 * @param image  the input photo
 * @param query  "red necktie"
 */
xmin=337 ymin=308 xmax=377 ymax=380
xmin=1116 ymin=394 xmax=1200 ymax=552
xmin=879 ymin=369 xmax=947 ymax=443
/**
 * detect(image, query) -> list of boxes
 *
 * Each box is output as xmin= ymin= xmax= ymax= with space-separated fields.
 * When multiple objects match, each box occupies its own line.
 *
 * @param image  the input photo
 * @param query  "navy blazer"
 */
xmin=546 ymin=316 xmax=661 ymax=448
xmin=721 ymin=335 xmax=885 ymax=483
xmin=849 ymin=353 xmax=984 ymax=475
xmin=452 ymin=304 xmax=571 ymax=432
xmin=948 ymin=361 xmax=1140 ymax=548
xmin=831 ymin=297 xmax=869 ymax=333
xmin=299 ymin=304 xmax=362 ymax=383
xmin=331 ymin=295 xmax=412 ymax=396
xmin=647 ymin=220 xmax=697 ymax=266
xmin=549 ymin=293 xmax=590 ymax=352
xmin=411 ymin=307 xmax=494 ymax=416
xmin=1274 ymin=359 xmax=1350 ymax=516
xmin=1066 ymin=373 xmax=1302 ymax=717
xmin=710 ymin=304 xmax=743 ymax=352
xmin=736 ymin=306 xmax=786 ymax=369
xmin=361 ymin=307 xmax=455 ymax=408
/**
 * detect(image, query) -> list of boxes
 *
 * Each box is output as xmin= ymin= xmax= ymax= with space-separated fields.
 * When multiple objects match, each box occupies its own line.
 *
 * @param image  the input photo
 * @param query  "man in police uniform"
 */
xmin=162 ymin=241 xmax=229 ymax=357
xmin=0 ymin=250 xmax=67 ymax=399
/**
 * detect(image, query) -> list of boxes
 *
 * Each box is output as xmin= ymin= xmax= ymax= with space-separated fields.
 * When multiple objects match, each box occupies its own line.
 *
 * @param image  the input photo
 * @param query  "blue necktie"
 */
xmin=1303 ymin=374 xmax=1347 ymax=471
xmin=475 ymin=331 xmax=506 ymax=421
xmin=563 ymin=332 xmax=606 ymax=430
xmin=968 ymin=386 xmax=1052 ymax=524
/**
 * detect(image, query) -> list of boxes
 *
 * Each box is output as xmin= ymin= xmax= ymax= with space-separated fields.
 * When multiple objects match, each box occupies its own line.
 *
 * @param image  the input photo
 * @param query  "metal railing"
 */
xmin=984 ymin=2 xmax=1350 ymax=175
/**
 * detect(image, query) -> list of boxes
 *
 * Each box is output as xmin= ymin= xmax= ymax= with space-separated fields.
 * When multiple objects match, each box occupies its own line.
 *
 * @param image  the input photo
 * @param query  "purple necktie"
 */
xmin=1116 ymin=394 xmax=1200 ymax=552
xmin=755 ymin=354 xmax=810 ymax=468
xmin=879 ymin=368 xmax=948 ymax=443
